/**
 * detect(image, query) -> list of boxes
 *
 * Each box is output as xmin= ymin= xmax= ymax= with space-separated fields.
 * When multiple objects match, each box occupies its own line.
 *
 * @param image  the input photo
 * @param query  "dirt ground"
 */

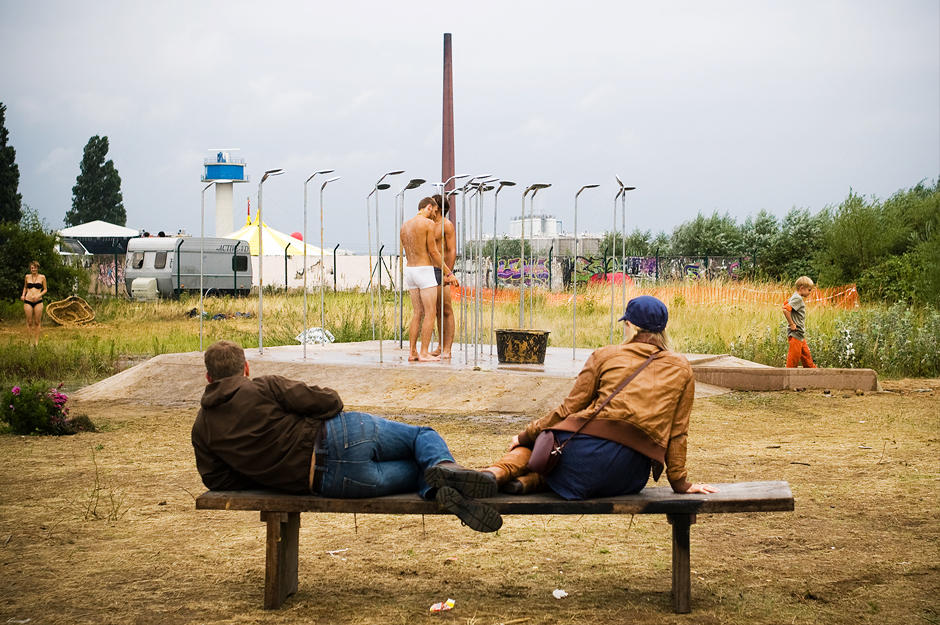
xmin=1 ymin=380 xmax=938 ymax=625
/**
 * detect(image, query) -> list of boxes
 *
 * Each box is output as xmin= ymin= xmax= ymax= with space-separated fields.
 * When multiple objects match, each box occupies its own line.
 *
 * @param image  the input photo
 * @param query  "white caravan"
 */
xmin=124 ymin=237 xmax=252 ymax=299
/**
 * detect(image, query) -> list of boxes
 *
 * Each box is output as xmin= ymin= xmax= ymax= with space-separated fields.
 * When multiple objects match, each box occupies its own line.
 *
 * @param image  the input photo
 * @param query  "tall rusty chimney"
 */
xmin=441 ymin=33 xmax=455 ymax=223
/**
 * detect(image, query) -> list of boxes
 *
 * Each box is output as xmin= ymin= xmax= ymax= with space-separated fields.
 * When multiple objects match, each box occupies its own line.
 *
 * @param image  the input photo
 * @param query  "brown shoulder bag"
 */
xmin=526 ymin=351 xmax=660 ymax=475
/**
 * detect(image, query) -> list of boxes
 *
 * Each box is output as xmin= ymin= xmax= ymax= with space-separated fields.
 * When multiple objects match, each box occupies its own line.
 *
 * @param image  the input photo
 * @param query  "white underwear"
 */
xmin=404 ymin=265 xmax=437 ymax=290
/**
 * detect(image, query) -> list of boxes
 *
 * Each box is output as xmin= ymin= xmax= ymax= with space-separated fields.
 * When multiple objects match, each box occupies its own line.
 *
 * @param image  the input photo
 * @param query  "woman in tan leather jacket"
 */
xmin=483 ymin=296 xmax=717 ymax=499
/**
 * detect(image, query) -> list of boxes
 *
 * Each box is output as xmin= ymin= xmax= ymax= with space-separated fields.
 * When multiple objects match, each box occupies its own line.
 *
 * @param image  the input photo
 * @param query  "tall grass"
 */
xmin=0 ymin=284 xmax=936 ymax=389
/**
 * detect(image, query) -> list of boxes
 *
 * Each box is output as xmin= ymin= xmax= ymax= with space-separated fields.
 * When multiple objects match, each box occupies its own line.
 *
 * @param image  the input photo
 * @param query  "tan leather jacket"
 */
xmin=517 ymin=340 xmax=694 ymax=492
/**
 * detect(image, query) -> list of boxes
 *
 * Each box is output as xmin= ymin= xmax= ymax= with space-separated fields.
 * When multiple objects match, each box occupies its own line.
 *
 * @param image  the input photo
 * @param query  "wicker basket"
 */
xmin=46 ymin=296 xmax=95 ymax=326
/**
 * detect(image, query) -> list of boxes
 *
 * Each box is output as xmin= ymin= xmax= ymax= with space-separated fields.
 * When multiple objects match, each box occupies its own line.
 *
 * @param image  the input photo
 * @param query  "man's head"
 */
xmin=204 ymin=340 xmax=248 ymax=382
xmin=432 ymin=193 xmax=450 ymax=217
xmin=417 ymin=196 xmax=436 ymax=216
xmin=795 ymin=275 xmax=814 ymax=297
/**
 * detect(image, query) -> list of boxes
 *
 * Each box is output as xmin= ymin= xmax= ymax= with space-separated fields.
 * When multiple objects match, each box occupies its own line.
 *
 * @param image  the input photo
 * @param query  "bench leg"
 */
xmin=666 ymin=513 xmax=696 ymax=614
xmin=260 ymin=511 xmax=300 ymax=609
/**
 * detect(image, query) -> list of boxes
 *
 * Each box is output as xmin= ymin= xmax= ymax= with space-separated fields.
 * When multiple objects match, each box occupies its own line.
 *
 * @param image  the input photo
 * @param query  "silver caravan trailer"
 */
xmin=124 ymin=237 xmax=252 ymax=299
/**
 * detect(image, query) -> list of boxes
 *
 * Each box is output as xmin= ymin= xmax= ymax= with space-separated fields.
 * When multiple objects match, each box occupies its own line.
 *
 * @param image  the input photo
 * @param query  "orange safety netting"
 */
xmin=450 ymin=282 xmax=858 ymax=309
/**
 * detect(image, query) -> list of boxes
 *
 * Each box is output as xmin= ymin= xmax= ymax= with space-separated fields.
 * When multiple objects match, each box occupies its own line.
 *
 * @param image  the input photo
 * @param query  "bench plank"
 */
xmin=195 ymin=480 xmax=794 ymax=613
xmin=196 ymin=481 xmax=793 ymax=515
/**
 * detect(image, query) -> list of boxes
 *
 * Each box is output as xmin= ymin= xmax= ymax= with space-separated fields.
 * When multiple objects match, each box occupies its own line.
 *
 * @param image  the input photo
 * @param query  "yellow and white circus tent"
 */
xmin=223 ymin=214 xmax=332 ymax=289
xmin=224 ymin=213 xmax=327 ymax=257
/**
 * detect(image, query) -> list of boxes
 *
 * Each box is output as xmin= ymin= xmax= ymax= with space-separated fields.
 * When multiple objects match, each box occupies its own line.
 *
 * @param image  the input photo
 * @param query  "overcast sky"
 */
xmin=2 ymin=1 xmax=938 ymax=253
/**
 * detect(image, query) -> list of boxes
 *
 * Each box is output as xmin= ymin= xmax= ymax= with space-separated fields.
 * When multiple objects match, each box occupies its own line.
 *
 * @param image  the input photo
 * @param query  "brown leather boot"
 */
xmin=485 ymin=446 xmax=546 ymax=494
xmin=514 ymin=471 xmax=546 ymax=494
xmin=484 ymin=446 xmax=531 ymax=486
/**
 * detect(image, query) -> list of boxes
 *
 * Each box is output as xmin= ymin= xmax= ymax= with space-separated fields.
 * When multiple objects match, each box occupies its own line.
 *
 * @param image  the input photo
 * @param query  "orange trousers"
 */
xmin=786 ymin=336 xmax=817 ymax=368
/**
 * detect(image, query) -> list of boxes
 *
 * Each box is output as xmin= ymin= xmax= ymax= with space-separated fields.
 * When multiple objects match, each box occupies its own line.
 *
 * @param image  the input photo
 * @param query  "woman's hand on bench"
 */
xmin=685 ymin=483 xmax=719 ymax=494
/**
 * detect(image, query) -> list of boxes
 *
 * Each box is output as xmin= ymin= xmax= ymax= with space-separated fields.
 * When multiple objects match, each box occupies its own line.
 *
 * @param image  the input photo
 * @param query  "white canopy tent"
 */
xmin=58 ymin=220 xmax=140 ymax=239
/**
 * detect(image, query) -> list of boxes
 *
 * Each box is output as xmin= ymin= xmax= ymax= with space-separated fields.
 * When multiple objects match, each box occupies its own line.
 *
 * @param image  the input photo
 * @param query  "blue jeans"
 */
xmin=317 ymin=411 xmax=454 ymax=499
xmin=545 ymin=432 xmax=651 ymax=500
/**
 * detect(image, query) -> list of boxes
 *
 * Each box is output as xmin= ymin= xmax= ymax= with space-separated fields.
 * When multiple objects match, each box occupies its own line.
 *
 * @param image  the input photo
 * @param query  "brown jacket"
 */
xmin=192 ymin=375 xmax=343 ymax=493
xmin=517 ymin=341 xmax=694 ymax=492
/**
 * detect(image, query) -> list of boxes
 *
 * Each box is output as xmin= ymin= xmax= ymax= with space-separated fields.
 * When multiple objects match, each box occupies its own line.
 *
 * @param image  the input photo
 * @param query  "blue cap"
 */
xmin=618 ymin=295 xmax=668 ymax=332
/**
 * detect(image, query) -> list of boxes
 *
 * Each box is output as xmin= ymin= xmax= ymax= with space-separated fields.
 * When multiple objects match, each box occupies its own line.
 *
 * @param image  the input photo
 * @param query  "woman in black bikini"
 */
xmin=21 ymin=260 xmax=47 ymax=347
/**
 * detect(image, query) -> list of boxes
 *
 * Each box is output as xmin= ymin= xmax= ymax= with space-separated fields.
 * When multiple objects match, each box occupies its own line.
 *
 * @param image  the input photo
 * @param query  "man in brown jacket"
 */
xmin=192 ymin=340 xmax=502 ymax=531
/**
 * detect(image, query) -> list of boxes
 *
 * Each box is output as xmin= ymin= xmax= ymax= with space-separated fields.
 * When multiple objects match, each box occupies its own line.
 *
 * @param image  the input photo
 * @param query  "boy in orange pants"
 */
xmin=783 ymin=276 xmax=817 ymax=368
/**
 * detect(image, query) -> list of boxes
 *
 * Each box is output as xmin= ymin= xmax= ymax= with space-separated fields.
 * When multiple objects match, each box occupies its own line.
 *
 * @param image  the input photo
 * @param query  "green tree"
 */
xmin=478 ymin=236 xmax=531 ymax=259
xmin=816 ymin=190 xmax=898 ymax=285
xmin=599 ymin=228 xmax=658 ymax=258
xmin=770 ymin=207 xmax=827 ymax=282
xmin=740 ymin=210 xmax=778 ymax=258
xmin=855 ymin=180 xmax=940 ymax=305
xmin=669 ymin=211 xmax=744 ymax=256
xmin=0 ymin=208 xmax=87 ymax=304
xmin=0 ymin=103 xmax=23 ymax=224
xmin=881 ymin=179 xmax=940 ymax=254
xmin=66 ymin=135 xmax=125 ymax=227
xmin=740 ymin=210 xmax=780 ymax=279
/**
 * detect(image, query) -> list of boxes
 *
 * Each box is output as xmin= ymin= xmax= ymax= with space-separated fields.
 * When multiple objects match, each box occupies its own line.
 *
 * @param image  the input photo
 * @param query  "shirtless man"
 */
xmin=400 ymin=197 xmax=455 ymax=361
xmin=431 ymin=194 xmax=458 ymax=360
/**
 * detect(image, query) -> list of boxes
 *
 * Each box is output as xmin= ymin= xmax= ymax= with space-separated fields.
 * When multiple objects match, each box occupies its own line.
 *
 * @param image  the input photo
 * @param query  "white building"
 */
xmin=493 ymin=214 xmax=602 ymax=256
xmin=508 ymin=214 xmax=562 ymax=238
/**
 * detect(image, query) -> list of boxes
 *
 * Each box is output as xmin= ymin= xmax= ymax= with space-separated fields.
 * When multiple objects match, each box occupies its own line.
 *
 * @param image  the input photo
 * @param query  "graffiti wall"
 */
xmin=560 ymin=255 xmax=748 ymax=286
xmin=494 ymin=258 xmax=551 ymax=288
xmin=87 ymin=254 xmax=127 ymax=296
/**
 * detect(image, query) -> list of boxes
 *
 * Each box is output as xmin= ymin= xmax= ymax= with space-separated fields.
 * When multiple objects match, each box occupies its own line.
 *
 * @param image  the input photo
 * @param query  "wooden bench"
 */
xmin=196 ymin=480 xmax=793 ymax=613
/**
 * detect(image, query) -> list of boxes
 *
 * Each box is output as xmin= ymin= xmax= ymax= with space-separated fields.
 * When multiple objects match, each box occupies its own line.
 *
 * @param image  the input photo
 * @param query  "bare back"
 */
xmin=441 ymin=219 xmax=456 ymax=269
xmin=400 ymin=214 xmax=436 ymax=267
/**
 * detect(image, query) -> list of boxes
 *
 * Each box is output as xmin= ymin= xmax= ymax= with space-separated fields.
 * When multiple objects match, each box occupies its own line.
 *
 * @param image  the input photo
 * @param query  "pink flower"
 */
xmin=11 ymin=387 xmax=20 ymax=395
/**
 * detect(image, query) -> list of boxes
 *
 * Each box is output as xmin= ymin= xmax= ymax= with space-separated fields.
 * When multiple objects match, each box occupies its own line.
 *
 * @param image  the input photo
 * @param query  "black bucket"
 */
xmin=495 ymin=329 xmax=550 ymax=364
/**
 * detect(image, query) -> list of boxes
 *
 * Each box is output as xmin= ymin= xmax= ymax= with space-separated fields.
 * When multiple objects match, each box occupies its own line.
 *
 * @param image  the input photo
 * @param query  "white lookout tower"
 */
xmin=203 ymin=149 xmax=249 ymax=236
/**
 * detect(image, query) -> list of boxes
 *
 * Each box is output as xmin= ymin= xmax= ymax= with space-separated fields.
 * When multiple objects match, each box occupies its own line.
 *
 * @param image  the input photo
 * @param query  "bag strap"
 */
xmin=553 ymin=349 xmax=661 ymax=454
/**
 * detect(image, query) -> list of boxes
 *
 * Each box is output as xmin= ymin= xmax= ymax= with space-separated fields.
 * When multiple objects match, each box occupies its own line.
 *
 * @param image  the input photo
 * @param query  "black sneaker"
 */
xmin=435 ymin=486 xmax=502 ymax=533
xmin=425 ymin=462 xmax=498 ymax=498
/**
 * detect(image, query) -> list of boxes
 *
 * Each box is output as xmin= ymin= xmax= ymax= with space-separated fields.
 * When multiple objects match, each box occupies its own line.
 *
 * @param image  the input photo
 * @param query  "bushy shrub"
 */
xmin=822 ymin=304 xmax=940 ymax=377
xmin=0 ymin=383 xmax=95 ymax=435
xmin=0 ymin=209 xmax=88 ymax=308
xmin=856 ymin=254 xmax=920 ymax=304
xmin=709 ymin=303 xmax=939 ymax=377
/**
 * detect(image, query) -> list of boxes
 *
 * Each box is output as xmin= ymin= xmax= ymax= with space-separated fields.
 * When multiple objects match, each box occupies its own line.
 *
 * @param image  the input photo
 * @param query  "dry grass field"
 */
xmin=1 ymin=379 xmax=937 ymax=625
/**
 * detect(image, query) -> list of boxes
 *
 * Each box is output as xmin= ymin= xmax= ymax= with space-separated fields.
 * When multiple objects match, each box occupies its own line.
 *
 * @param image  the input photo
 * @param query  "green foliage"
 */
xmin=65 ymin=135 xmax=126 ymax=227
xmin=0 ymin=382 xmax=95 ymax=435
xmin=816 ymin=304 xmax=940 ymax=377
xmin=478 ymin=236 xmax=531 ymax=259
xmin=911 ymin=236 xmax=940 ymax=306
xmin=714 ymin=304 xmax=940 ymax=377
xmin=740 ymin=210 xmax=778 ymax=262
xmin=816 ymin=182 xmax=940 ymax=305
xmin=0 ymin=338 xmax=117 ymax=388
xmin=669 ymin=211 xmax=744 ymax=256
xmin=817 ymin=190 xmax=899 ymax=284
xmin=599 ymin=229 xmax=659 ymax=258
xmin=856 ymin=254 xmax=920 ymax=304
xmin=0 ymin=102 xmax=23 ymax=224
xmin=0 ymin=209 xmax=89 ymax=303
xmin=767 ymin=208 xmax=828 ymax=281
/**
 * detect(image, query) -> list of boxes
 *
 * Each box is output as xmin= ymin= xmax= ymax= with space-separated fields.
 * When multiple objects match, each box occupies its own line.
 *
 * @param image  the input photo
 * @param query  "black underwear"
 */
xmin=24 ymin=299 xmax=42 ymax=308
xmin=433 ymin=267 xmax=442 ymax=285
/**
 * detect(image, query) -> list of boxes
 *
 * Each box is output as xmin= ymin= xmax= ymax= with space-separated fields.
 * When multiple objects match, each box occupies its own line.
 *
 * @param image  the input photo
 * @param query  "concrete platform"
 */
xmin=71 ymin=340 xmax=877 ymax=416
